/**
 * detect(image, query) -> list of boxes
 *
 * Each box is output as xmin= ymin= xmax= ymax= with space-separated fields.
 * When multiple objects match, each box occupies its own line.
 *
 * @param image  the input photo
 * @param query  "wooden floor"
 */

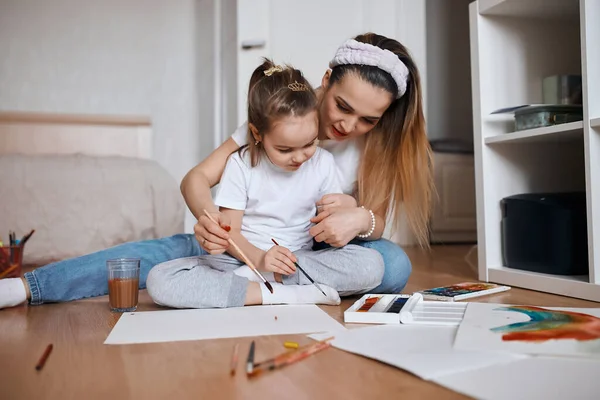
xmin=1 ymin=245 xmax=599 ymax=399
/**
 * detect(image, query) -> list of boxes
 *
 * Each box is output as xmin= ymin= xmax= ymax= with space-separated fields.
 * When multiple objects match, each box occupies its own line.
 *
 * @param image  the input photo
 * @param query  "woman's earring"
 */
xmin=255 ymin=140 xmax=260 ymax=146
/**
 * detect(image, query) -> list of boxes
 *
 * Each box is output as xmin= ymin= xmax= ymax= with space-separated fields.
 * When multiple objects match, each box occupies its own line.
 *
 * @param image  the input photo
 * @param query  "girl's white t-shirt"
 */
xmin=214 ymin=146 xmax=342 ymax=252
xmin=230 ymin=122 xmax=363 ymax=196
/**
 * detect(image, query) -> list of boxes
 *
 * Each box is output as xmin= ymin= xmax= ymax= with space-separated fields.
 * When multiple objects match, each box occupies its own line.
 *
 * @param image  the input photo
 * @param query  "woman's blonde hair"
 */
xmin=241 ymin=58 xmax=318 ymax=167
xmin=328 ymin=33 xmax=434 ymax=247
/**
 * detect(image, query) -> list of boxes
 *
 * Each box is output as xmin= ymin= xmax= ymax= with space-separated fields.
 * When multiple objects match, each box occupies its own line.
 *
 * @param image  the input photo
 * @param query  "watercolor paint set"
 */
xmin=344 ymin=293 xmax=467 ymax=326
xmin=416 ymin=282 xmax=511 ymax=302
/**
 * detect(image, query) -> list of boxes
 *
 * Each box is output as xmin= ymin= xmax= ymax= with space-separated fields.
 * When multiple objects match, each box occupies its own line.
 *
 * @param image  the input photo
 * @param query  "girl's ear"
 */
xmin=249 ymin=123 xmax=261 ymax=143
xmin=321 ymin=69 xmax=332 ymax=89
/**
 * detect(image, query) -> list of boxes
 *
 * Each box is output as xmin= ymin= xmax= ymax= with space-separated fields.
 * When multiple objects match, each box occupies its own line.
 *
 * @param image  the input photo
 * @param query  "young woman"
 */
xmin=146 ymin=60 xmax=383 ymax=309
xmin=0 ymin=33 xmax=431 ymax=309
xmin=184 ymin=32 xmax=432 ymax=292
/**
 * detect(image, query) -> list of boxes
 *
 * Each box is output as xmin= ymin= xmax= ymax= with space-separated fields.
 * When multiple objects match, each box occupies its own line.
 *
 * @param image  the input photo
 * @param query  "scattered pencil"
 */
xmin=284 ymin=341 xmax=299 ymax=349
xmin=35 ymin=344 xmax=53 ymax=371
xmin=230 ymin=343 xmax=240 ymax=376
xmin=248 ymin=337 xmax=333 ymax=377
xmin=271 ymin=238 xmax=327 ymax=297
xmin=246 ymin=340 xmax=256 ymax=375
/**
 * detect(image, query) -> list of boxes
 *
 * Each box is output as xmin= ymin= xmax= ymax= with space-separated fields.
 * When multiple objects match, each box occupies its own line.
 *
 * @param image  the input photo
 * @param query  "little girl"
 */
xmin=146 ymin=60 xmax=384 ymax=309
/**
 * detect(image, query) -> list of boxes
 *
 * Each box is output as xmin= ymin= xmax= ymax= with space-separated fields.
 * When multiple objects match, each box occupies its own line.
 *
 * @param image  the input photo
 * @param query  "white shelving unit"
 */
xmin=470 ymin=0 xmax=600 ymax=301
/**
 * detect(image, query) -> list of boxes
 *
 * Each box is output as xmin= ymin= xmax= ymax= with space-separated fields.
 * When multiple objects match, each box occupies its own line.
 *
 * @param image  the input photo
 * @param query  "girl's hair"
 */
xmin=242 ymin=58 xmax=318 ymax=167
xmin=328 ymin=33 xmax=434 ymax=247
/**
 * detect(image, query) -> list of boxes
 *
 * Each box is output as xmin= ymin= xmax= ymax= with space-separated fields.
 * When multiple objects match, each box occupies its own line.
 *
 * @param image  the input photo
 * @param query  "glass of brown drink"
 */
xmin=107 ymin=258 xmax=140 ymax=312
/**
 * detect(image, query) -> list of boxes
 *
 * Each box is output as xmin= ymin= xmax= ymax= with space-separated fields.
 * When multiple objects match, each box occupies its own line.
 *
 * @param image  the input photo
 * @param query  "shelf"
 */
xmin=488 ymin=266 xmax=600 ymax=302
xmin=478 ymin=0 xmax=579 ymax=21
xmin=484 ymin=121 xmax=583 ymax=144
xmin=591 ymin=117 xmax=600 ymax=129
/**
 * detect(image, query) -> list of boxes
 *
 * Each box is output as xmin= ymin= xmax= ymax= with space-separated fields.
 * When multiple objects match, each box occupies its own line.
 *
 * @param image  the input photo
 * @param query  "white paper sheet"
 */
xmin=104 ymin=305 xmax=346 ymax=345
xmin=454 ymin=302 xmax=600 ymax=358
xmin=310 ymin=324 xmax=526 ymax=380
xmin=433 ymin=356 xmax=600 ymax=400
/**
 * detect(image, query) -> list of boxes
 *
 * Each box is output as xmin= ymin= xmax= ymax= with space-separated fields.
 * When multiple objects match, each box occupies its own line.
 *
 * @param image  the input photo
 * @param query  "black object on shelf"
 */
xmin=501 ymin=192 xmax=588 ymax=275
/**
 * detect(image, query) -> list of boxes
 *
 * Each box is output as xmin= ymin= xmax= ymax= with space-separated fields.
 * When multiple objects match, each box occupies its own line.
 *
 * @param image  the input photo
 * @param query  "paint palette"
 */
xmin=344 ymin=293 xmax=467 ymax=326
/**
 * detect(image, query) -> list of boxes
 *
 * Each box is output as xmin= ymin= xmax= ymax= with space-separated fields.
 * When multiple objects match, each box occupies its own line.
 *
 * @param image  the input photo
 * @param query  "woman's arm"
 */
xmin=180 ymin=137 xmax=240 ymax=218
xmin=180 ymin=137 xmax=240 ymax=253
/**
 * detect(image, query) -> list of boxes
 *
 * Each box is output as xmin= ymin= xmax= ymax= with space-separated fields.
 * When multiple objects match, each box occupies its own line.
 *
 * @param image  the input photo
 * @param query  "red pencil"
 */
xmin=35 ymin=344 xmax=53 ymax=371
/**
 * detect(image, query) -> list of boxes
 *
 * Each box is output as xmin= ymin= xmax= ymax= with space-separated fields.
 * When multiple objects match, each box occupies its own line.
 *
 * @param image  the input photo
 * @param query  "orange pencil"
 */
xmin=248 ymin=337 xmax=334 ymax=377
xmin=230 ymin=343 xmax=240 ymax=376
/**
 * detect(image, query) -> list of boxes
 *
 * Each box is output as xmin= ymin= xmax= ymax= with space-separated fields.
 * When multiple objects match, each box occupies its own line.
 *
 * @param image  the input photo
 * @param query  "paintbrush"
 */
xmin=248 ymin=337 xmax=334 ymax=377
xmin=202 ymin=209 xmax=273 ymax=293
xmin=270 ymin=238 xmax=327 ymax=297
xmin=246 ymin=340 xmax=256 ymax=375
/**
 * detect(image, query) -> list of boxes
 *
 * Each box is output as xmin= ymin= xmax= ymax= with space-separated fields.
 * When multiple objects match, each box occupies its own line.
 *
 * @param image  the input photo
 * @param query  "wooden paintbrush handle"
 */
xmin=226 ymin=238 xmax=266 ymax=283
xmin=201 ymin=209 xmax=267 ymax=284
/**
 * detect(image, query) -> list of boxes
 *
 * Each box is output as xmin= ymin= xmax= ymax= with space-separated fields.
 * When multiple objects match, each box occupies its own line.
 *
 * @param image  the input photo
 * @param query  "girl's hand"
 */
xmin=316 ymin=194 xmax=357 ymax=214
xmin=194 ymin=211 xmax=231 ymax=254
xmin=309 ymin=207 xmax=366 ymax=247
xmin=261 ymin=245 xmax=297 ymax=275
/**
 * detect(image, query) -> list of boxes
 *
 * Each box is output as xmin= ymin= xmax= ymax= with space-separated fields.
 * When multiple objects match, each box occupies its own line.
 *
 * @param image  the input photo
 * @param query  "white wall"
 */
xmin=426 ymin=0 xmax=473 ymax=144
xmin=0 ymin=0 xmax=216 ymax=232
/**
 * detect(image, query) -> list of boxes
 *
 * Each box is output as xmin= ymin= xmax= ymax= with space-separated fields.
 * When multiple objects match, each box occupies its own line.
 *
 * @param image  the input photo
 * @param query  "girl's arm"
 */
xmin=220 ymin=208 xmax=295 ymax=275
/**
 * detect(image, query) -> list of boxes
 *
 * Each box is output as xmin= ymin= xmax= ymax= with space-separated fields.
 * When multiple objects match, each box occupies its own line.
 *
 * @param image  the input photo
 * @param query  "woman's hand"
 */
xmin=316 ymin=194 xmax=357 ymax=214
xmin=260 ymin=245 xmax=297 ymax=275
xmin=309 ymin=206 xmax=369 ymax=247
xmin=194 ymin=211 xmax=231 ymax=254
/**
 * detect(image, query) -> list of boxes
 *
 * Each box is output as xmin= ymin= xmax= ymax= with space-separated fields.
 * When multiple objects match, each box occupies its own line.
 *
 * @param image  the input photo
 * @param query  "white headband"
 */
xmin=329 ymin=39 xmax=409 ymax=99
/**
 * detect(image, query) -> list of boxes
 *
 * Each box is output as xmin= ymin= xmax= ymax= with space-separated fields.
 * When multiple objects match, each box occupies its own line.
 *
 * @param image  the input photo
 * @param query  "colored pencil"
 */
xmin=270 ymin=238 xmax=327 ymax=297
xmin=35 ymin=344 xmax=53 ymax=371
xmin=230 ymin=343 xmax=240 ymax=376
xmin=202 ymin=209 xmax=273 ymax=293
xmin=19 ymin=229 xmax=35 ymax=247
xmin=0 ymin=263 xmax=18 ymax=279
xmin=246 ymin=341 xmax=256 ymax=375
xmin=248 ymin=337 xmax=334 ymax=377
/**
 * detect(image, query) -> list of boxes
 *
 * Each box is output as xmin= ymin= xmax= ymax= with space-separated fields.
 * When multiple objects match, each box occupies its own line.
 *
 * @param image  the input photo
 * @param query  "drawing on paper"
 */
xmin=490 ymin=306 xmax=600 ymax=342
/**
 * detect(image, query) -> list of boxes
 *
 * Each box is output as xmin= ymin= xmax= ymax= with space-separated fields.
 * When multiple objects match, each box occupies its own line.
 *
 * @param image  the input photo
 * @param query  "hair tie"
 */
xmin=264 ymin=65 xmax=284 ymax=76
xmin=329 ymin=39 xmax=409 ymax=99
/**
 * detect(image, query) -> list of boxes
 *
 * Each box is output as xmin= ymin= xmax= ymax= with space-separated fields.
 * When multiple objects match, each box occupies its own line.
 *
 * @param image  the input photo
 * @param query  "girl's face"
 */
xmin=256 ymin=111 xmax=319 ymax=172
xmin=318 ymin=71 xmax=394 ymax=141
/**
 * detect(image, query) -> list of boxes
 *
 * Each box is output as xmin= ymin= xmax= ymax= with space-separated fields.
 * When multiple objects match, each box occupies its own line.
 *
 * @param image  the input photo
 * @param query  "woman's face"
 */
xmin=318 ymin=71 xmax=394 ymax=141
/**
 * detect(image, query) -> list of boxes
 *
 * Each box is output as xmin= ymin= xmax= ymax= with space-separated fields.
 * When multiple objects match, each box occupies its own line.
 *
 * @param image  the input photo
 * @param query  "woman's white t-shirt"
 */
xmin=230 ymin=123 xmax=363 ymax=196
xmin=214 ymin=146 xmax=342 ymax=252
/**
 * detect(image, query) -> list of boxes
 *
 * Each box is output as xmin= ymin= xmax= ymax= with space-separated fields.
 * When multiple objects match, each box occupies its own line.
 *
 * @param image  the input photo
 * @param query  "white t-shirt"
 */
xmin=231 ymin=123 xmax=363 ymax=195
xmin=214 ymin=146 xmax=342 ymax=252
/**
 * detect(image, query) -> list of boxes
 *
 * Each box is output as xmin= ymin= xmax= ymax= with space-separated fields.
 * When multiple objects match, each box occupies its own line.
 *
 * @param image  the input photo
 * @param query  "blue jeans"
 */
xmin=313 ymin=238 xmax=412 ymax=294
xmin=25 ymin=234 xmax=412 ymax=305
xmin=25 ymin=234 xmax=206 ymax=305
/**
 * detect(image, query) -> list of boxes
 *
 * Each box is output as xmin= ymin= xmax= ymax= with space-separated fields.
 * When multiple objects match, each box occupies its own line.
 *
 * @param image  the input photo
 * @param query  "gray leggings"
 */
xmin=146 ymin=244 xmax=384 ymax=309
